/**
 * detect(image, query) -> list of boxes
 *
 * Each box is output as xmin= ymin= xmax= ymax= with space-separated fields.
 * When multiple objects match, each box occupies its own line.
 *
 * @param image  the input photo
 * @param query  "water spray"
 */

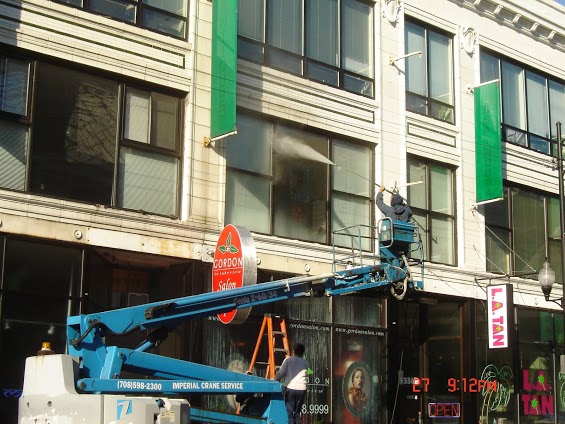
xmin=335 ymin=166 xmax=422 ymax=194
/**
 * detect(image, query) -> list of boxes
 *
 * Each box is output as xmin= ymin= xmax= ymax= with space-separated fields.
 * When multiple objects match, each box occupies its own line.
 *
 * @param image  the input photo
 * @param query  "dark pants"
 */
xmin=284 ymin=388 xmax=306 ymax=424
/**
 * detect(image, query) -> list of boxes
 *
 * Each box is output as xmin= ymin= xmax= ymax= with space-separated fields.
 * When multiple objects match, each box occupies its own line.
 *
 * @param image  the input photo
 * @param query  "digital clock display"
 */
xmin=411 ymin=377 xmax=497 ymax=393
xmin=447 ymin=378 xmax=497 ymax=393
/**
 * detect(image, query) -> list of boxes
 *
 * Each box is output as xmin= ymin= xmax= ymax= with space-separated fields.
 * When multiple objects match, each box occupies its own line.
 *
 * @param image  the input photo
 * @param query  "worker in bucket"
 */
xmin=376 ymin=185 xmax=413 ymax=222
xmin=274 ymin=343 xmax=309 ymax=424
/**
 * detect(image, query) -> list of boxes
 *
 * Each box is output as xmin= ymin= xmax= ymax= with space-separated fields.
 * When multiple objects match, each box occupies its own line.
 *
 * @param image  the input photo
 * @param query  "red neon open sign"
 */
xmin=428 ymin=403 xmax=460 ymax=418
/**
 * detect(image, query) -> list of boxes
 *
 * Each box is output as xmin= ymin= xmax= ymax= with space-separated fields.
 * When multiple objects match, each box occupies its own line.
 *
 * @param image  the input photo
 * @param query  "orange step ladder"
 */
xmin=247 ymin=314 xmax=290 ymax=379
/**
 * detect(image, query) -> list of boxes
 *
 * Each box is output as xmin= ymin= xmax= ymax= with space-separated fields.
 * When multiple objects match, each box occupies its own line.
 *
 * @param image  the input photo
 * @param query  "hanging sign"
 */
xmin=487 ymin=284 xmax=513 ymax=349
xmin=212 ymin=225 xmax=256 ymax=324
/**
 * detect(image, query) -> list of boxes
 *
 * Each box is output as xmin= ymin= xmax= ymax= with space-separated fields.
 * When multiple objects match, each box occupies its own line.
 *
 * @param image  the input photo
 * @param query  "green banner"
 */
xmin=474 ymin=82 xmax=503 ymax=203
xmin=210 ymin=0 xmax=238 ymax=140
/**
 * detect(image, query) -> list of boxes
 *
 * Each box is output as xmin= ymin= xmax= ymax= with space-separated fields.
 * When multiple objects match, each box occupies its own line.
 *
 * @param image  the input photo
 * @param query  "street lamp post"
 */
xmin=539 ymin=122 xmax=565 ymax=310
xmin=557 ymin=122 xmax=565 ymax=294
xmin=538 ymin=122 xmax=565 ymax=424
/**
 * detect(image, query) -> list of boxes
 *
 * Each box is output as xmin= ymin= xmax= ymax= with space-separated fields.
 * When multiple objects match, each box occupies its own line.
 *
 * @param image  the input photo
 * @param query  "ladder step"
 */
xmin=274 ymin=348 xmax=288 ymax=353
xmin=255 ymin=361 xmax=270 ymax=366
xmin=272 ymin=331 xmax=286 ymax=336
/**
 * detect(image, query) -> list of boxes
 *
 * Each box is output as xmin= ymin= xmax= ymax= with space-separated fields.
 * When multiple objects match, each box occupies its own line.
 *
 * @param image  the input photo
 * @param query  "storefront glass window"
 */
xmin=476 ymin=300 xmax=516 ymax=424
xmin=518 ymin=308 xmax=561 ymax=424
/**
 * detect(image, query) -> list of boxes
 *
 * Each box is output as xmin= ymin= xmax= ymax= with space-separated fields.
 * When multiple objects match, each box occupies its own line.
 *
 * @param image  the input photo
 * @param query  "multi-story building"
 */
xmin=1 ymin=0 xmax=564 ymax=423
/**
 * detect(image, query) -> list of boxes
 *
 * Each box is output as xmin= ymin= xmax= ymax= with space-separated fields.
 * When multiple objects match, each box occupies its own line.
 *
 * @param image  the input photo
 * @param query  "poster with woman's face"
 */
xmin=343 ymin=362 xmax=372 ymax=416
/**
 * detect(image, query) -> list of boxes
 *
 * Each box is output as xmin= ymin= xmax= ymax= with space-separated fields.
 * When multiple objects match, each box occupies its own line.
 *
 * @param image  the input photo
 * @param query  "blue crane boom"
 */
xmin=19 ymin=220 xmax=423 ymax=424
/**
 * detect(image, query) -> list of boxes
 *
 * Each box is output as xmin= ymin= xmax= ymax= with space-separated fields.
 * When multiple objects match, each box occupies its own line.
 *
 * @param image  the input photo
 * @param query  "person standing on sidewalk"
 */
xmin=274 ymin=343 xmax=309 ymax=424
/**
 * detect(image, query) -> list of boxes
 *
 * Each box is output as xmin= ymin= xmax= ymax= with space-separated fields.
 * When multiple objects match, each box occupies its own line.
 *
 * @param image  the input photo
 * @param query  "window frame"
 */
xmin=0 ymin=53 xmax=184 ymax=218
xmin=237 ymin=0 xmax=375 ymax=98
xmin=404 ymin=19 xmax=455 ymax=125
xmin=225 ymin=110 xmax=375 ymax=247
xmin=51 ymin=0 xmax=188 ymax=40
xmin=480 ymin=49 xmax=565 ymax=157
xmin=407 ymin=156 xmax=457 ymax=265
xmin=484 ymin=184 xmax=562 ymax=282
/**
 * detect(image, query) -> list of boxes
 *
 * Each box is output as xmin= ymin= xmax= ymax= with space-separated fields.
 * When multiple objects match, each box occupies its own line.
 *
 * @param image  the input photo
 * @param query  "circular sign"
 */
xmin=212 ymin=225 xmax=256 ymax=324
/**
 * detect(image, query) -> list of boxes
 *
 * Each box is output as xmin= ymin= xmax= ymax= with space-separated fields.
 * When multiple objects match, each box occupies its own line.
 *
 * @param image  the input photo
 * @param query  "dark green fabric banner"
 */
xmin=474 ymin=82 xmax=503 ymax=203
xmin=210 ymin=0 xmax=237 ymax=140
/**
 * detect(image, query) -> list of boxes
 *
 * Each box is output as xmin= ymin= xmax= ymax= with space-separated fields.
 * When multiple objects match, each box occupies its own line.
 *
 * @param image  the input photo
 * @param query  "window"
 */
xmin=484 ymin=186 xmax=562 ymax=283
xmin=405 ymin=21 xmax=454 ymax=124
xmin=408 ymin=157 xmax=456 ymax=265
xmin=480 ymin=50 xmax=565 ymax=156
xmin=53 ymin=0 xmax=188 ymax=39
xmin=237 ymin=0 xmax=374 ymax=97
xmin=0 ymin=57 xmax=182 ymax=217
xmin=225 ymin=112 xmax=373 ymax=245
xmin=0 ymin=55 xmax=30 ymax=191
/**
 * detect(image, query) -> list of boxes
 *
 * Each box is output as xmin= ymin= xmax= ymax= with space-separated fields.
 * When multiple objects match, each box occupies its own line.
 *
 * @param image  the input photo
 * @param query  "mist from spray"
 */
xmin=274 ymin=135 xmax=335 ymax=165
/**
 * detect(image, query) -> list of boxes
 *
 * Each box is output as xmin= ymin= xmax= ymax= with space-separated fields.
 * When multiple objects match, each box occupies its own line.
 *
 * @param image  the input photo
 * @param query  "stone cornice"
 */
xmin=449 ymin=0 xmax=565 ymax=52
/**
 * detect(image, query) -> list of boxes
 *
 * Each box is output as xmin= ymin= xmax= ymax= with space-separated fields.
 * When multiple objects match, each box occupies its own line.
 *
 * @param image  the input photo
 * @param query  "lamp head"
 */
xmin=538 ymin=259 xmax=556 ymax=301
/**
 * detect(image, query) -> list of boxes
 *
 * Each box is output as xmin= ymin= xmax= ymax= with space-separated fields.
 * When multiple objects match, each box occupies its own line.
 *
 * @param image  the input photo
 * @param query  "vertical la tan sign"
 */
xmin=212 ymin=225 xmax=256 ymax=324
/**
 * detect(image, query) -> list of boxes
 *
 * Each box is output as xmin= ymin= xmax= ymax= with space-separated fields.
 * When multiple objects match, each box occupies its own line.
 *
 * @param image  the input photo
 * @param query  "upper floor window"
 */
xmin=237 ymin=0 xmax=374 ymax=98
xmin=480 ymin=51 xmax=565 ymax=156
xmin=484 ymin=186 xmax=562 ymax=283
xmin=225 ymin=112 xmax=373 ymax=247
xmin=0 ymin=55 xmax=183 ymax=217
xmin=405 ymin=21 xmax=454 ymax=124
xmin=53 ymin=0 xmax=187 ymax=39
xmin=408 ymin=157 xmax=456 ymax=265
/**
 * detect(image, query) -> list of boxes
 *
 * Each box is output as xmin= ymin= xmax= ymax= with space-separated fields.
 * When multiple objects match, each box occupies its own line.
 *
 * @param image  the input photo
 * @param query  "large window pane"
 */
xmin=408 ymin=160 xmax=427 ymax=210
xmin=124 ymin=88 xmax=150 ymax=143
xmin=407 ymin=158 xmax=455 ymax=265
xmin=430 ymin=216 xmax=454 ymax=265
xmin=526 ymin=71 xmax=549 ymax=139
xmin=226 ymin=112 xmax=371 ymax=246
xmin=225 ymin=171 xmax=270 ymax=234
xmin=412 ymin=212 xmax=428 ymax=261
xmin=484 ymin=188 xmax=509 ymax=227
xmin=428 ymin=31 xmax=453 ymax=105
xmin=31 ymin=63 xmax=118 ymax=205
xmin=90 ymin=0 xmax=136 ymax=22
xmin=427 ymin=303 xmax=460 ymax=338
xmin=342 ymin=0 xmax=373 ymax=77
xmin=227 ymin=114 xmax=272 ymax=175
xmin=4 ymin=239 xmax=82 ymax=299
xmin=486 ymin=227 xmax=511 ymax=274
xmin=238 ymin=0 xmax=264 ymax=41
xmin=430 ymin=165 xmax=453 ymax=214
xmin=405 ymin=22 xmax=427 ymax=97
xmin=548 ymin=197 xmax=562 ymax=283
xmin=332 ymin=141 xmax=370 ymax=197
xmin=331 ymin=193 xmax=370 ymax=250
xmin=143 ymin=0 xmax=187 ymax=16
xmin=118 ymin=148 xmax=179 ymax=216
xmin=502 ymin=61 xmax=526 ymax=130
xmin=1 ymin=57 xmax=29 ymax=116
xmin=512 ymin=189 xmax=545 ymax=274
xmin=480 ymin=52 xmax=500 ymax=84
xmin=268 ymin=0 xmax=302 ymax=54
xmin=141 ymin=8 xmax=186 ymax=38
xmin=273 ymin=126 xmax=328 ymax=243
xmin=306 ymin=0 xmax=338 ymax=66
xmin=0 ymin=121 xmax=28 ymax=191
xmin=549 ymin=81 xmax=565 ymax=141
xmin=152 ymin=93 xmax=179 ymax=150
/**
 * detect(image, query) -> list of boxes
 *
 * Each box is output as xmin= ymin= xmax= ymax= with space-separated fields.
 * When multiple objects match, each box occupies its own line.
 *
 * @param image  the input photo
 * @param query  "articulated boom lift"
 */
xmin=18 ymin=219 xmax=423 ymax=424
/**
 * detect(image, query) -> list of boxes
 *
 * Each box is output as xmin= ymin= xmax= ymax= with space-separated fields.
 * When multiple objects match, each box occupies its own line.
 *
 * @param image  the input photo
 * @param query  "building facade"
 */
xmin=0 ymin=0 xmax=564 ymax=423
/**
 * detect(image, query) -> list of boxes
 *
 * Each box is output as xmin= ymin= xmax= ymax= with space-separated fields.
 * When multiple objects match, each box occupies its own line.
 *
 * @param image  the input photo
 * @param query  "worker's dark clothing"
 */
xmin=284 ymin=388 xmax=306 ymax=424
xmin=376 ymin=192 xmax=413 ymax=222
xmin=275 ymin=355 xmax=308 ymax=424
